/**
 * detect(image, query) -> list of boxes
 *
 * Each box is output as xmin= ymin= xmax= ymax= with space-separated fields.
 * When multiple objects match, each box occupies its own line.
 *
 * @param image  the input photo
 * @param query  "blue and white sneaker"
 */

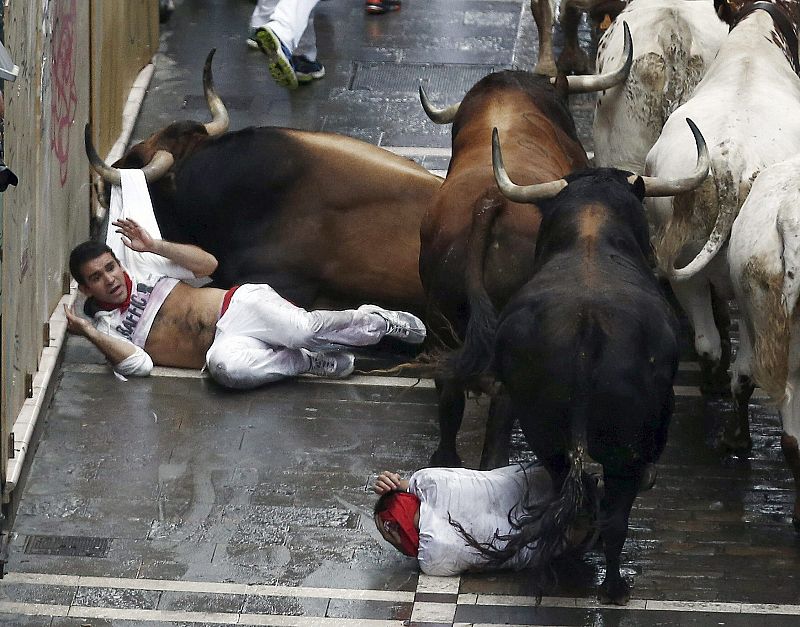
xmin=292 ymin=55 xmax=326 ymax=83
xmin=254 ymin=26 xmax=298 ymax=90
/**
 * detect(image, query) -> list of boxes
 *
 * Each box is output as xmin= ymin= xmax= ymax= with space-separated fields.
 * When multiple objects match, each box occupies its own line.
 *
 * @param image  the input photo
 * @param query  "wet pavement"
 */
xmin=1 ymin=0 xmax=800 ymax=625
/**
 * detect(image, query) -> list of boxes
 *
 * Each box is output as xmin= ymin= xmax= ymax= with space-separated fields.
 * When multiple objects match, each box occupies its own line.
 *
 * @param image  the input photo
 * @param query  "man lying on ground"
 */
xmin=65 ymin=218 xmax=425 ymax=389
xmin=372 ymin=465 xmax=599 ymax=576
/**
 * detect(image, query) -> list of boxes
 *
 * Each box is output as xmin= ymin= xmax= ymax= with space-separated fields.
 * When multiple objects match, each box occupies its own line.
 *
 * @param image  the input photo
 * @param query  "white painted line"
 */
xmin=302 ymin=374 xmax=435 ymax=388
xmin=0 ymin=601 xmax=406 ymax=626
xmin=0 ymin=602 xmax=69 ymax=617
xmin=383 ymin=146 xmax=452 ymax=158
xmin=411 ymin=600 xmax=457 ymax=623
xmin=2 ymin=572 xmax=414 ymax=603
xmin=674 ymin=385 xmax=702 ymax=397
xmin=62 ymin=362 xmax=436 ymax=388
xmin=417 ymin=574 xmax=461 ymax=594
xmin=468 ymin=594 xmax=800 ymax=615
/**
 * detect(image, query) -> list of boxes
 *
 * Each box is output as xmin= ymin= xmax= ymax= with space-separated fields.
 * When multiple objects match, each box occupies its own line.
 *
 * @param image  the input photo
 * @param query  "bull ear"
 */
xmin=630 ymin=175 xmax=645 ymax=201
xmin=714 ymin=0 xmax=734 ymax=24
xmin=553 ymin=73 xmax=569 ymax=99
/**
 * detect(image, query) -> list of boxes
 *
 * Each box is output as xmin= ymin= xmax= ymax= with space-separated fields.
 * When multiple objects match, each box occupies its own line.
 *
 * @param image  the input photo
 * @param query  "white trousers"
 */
xmin=206 ymin=284 xmax=387 ymax=389
xmin=250 ymin=0 xmax=320 ymax=60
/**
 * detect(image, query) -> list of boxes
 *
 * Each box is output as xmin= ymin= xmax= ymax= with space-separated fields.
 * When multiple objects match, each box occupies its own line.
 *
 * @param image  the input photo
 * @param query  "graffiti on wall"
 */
xmin=50 ymin=0 xmax=77 ymax=187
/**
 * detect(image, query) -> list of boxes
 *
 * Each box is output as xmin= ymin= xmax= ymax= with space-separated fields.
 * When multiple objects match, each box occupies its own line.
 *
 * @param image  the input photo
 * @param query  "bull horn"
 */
xmin=492 ymin=128 xmax=567 ymax=202
xmin=632 ymin=118 xmax=710 ymax=197
xmin=554 ymin=21 xmax=632 ymax=94
xmin=657 ymin=121 xmax=724 ymax=282
xmin=419 ymin=84 xmax=460 ymax=124
xmin=85 ymin=124 xmax=175 ymax=184
xmin=85 ymin=124 xmax=121 ymax=186
xmin=203 ymin=48 xmax=229 ymax=137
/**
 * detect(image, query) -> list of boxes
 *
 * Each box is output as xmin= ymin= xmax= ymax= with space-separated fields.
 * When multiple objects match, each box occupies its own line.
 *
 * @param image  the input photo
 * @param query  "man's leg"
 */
xmin=220 ymin=284 xmax=425 ymax=352
xmin=254 ymin=0 xmax=321 ymax=89
xmin=206 ymin=334 xmax=354 ymax=389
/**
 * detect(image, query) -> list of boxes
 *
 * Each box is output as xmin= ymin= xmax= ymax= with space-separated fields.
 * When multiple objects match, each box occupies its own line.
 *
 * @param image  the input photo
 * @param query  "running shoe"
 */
xmin=254 ymin=26 xmax=298 ymax=90
xmin=293 ymin=55 xmax=326 ymax=83
xmin=365 ymin=0 xmax=402 ymax=14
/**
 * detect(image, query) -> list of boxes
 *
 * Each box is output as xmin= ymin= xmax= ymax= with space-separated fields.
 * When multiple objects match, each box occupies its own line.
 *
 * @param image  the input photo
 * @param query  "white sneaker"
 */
xmin=306 ymin=351 xmax=355 ymax=378
xmin=358 ymin=305 xmax=426 ymax=344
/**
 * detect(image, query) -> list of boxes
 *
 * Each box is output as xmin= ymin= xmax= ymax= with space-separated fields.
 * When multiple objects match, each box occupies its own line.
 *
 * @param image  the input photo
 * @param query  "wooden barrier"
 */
xmin=0 ymin=0 xmax=158 ymax=490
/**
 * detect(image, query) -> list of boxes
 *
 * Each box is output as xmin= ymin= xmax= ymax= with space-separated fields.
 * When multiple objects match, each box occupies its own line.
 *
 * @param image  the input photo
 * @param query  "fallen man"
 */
xmin=65 ymin=211 xmax=425 ymax=388
xmin=372 ymin=464 xmax=599 ymax=577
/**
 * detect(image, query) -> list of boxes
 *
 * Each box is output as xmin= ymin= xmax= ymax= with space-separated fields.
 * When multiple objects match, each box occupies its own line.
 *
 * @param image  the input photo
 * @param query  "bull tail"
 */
xmin=452 ymin=390 xmax=593 ymax=600
xmin=660 ymin=157 xmax=744 ymax=281
xmin=446 ymin=192 xmax=504 ymax=382
xmin=749 ymin=213 xmax=800 ymax=403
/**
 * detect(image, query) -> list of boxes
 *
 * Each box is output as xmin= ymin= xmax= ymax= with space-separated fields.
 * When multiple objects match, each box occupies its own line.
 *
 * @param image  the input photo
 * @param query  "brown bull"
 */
xmin=420 ymin=25 xmax=633 ymax=468
xmin=87 ymin=49 xmax=442 ymax=313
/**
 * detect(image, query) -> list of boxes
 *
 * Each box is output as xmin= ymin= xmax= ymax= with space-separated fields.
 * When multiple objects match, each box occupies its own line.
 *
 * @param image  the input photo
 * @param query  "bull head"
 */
xmin=86 ymin=48 xmax=230 ymax=204
xmin=492 ymin=117 xmax=710 ymax=202
xmin=418 ymin=21 xmax=633 ymax=125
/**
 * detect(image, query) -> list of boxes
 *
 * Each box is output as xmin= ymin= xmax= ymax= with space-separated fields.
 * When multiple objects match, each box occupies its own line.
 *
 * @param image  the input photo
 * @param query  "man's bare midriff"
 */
xmin=144 ymin=282 xmax=227 ymax=369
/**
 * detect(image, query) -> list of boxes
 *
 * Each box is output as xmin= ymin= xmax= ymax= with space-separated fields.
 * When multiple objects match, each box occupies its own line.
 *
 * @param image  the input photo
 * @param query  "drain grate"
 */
xmin=350 ymin=61 xmax=499 ymax=99
xmin=24 ymin=535 xmax=110 ymax=558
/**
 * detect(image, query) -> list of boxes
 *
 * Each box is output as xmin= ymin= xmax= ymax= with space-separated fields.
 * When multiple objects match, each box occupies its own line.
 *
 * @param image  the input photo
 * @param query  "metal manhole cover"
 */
xmin=350 ymin=61 xmax=499 ymax=99
xmin=24 ymin=535 xmax=110 ymax=557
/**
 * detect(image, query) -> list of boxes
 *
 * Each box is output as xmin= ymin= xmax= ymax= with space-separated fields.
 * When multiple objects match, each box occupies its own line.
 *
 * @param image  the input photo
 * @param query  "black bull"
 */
xmin=87 ymin=50 xmax=442 ymax=312
xmin=458 ymin=164 xmax=680 ymax=605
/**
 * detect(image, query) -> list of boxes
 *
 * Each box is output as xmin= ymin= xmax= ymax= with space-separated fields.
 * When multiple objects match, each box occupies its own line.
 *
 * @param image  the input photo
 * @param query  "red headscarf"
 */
xmin=95 ymin=272 xmax=133 ymax=312
xmin=377 ymin=491 xmax=421 ymax=557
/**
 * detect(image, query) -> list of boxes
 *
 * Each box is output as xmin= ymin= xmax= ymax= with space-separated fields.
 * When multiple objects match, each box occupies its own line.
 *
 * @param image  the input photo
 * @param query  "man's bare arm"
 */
xmin=114 ymin=218 xmax=218 ymax=278
xmin=64 ymin=305 xmax=137 ymax=364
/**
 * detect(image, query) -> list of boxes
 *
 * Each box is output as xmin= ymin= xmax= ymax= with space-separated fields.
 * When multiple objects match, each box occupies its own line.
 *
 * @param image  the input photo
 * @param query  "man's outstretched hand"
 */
xmin=114 ymin=218 xmax=156 ymax=254
xmin=373 ymin=471 xmax=409 ymax=494
xmin=64 ymin=304 xmax=93 ymax=337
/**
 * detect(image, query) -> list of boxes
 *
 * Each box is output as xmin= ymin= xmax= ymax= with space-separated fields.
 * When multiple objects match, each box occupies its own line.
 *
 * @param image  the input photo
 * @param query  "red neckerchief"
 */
xmin=95 ymin=272 xmax=133 ymax=312
xmin=378 ymin=491 xmax=421 ymax=557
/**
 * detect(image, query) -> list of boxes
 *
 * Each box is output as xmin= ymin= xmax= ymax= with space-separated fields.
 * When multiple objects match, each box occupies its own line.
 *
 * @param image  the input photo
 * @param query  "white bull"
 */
xmin=645 ymin=0 xmax=800 ymax=455
xmin=728 ymin=156 xmax=800 ymax=531
xmin=593 ymin=0 xmax=727 ymax=173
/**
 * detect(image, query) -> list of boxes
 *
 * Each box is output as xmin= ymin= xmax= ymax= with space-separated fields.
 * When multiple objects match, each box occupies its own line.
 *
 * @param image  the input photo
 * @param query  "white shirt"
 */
xmin=409 ymin=464 xmax=556 ymax=576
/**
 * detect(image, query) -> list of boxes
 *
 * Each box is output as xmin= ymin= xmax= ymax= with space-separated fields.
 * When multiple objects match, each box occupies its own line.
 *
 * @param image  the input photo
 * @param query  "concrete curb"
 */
xmin=3 ymin=62 xmax=156 ymax=501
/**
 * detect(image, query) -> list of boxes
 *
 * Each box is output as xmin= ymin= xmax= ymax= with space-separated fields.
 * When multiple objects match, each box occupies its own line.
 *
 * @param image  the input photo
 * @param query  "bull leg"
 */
xmin=671 ymin=277 xmax=728 ymax=395
xmin=430 ymin=378 xmax=466 ymax=467
xmin=531 ymin=0 xmax=558 ymax=76
xmin=781 ymin=433 xmax=800 ymax=532
xmin=557 ymin=2 xmax=592 ymax=75
xmin=780 ymin=370 xmax=800 ymax=530
xmin=710 ymin=285 xmax=733 ymax=391
xmin=479 ymin=392 xmax=513 ymax=470
xmin=597 ymin=474 xmax=639 ymax=606
xmin=727 ymin=320 xmax=755 ymax=455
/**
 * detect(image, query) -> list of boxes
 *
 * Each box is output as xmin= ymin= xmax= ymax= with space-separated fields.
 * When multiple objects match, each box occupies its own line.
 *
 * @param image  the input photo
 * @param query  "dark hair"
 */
xmin=69 ymin=241 xmax=117 ymax=284
xmin=373 ymin=489 xmax=404 ymax=516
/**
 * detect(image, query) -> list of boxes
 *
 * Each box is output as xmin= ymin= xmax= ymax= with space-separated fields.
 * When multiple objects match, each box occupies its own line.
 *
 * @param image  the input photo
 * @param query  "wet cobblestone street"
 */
xmin=1 ymin=0 xmax=799 ymax=625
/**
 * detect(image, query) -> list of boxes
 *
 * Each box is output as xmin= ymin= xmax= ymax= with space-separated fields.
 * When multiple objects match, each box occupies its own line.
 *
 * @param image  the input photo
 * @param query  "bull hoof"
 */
xmin=430 ymin=449 xmax=462 ymax=468
xmin=721 ymin=429 xmax=753 ymax=458
xmin=598 ymin=577 xmax=630 ymax=606
xmin=638 ymin=464 xmax=657 ymax=492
